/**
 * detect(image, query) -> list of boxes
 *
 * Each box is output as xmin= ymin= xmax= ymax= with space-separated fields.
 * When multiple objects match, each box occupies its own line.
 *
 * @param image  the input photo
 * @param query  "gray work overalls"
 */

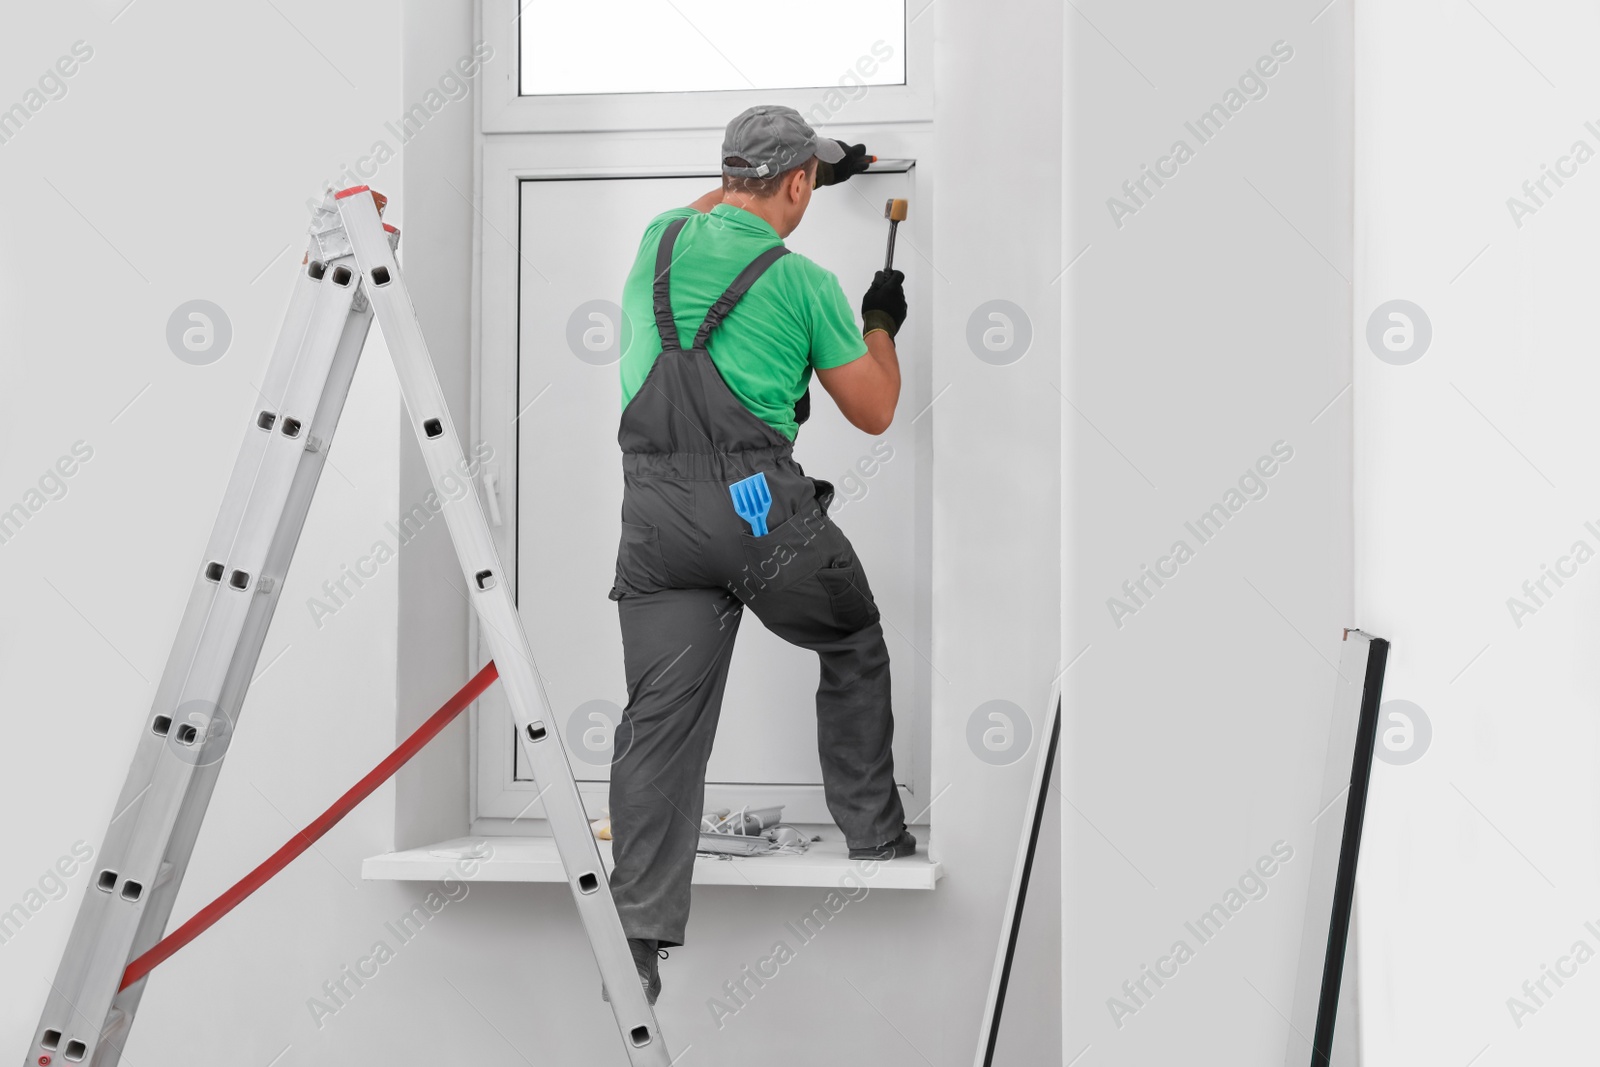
xmin=607 ymin=215 xmax=906 ymax=947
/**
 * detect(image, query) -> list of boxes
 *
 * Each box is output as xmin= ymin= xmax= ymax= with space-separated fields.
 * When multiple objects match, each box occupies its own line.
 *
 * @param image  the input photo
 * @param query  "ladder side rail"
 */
xmin=113 ymin=267 xmax=360 ymax=893
xmin=101 ymin=256 xmax=355 ymax=896
xmin=201 ymin=250 xmax=328 ymax=578
xmin=31 ymin=255 xmax=332 ymax=1065
xmin=82 ymin=268 xmax=360 ymax=1023
xmin=93 ymin=301 xmax=377 ymax=1067
xmin=90 ymin=253 xmax=326 ymax=882
xmin=29 ymin=254 xmax=366 ymax=1067
xmin=336 ymin=190 xmax=671 ymax=1066
xmin=135 ymin=248 xmax=332 ymax=759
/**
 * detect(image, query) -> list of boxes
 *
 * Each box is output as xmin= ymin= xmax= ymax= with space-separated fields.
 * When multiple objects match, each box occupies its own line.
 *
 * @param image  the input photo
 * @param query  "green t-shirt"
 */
xmin=619 ymin=203 xmax=866 ymax=441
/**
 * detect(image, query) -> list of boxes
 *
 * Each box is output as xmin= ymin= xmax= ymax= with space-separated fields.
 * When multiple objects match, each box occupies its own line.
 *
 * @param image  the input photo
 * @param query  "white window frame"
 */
xmin=469 ymin=131 xmax=932 ymax=830
xmin=478 ymin=0 xmax=934 ymax=133
xmin=468 ymin=0 xmax=934 ymax=831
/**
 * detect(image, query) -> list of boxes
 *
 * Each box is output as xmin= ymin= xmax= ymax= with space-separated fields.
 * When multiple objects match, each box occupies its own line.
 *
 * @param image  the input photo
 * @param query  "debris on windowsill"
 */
xmin=694 ymin=805 xmax=820 ymax=858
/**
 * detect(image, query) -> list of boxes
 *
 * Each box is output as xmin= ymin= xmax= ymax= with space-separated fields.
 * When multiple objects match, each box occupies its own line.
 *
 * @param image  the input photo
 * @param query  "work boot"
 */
xmin=600 ymin=937 xmax=664 ymax=1006
xmin=849 ymin=827 xmax=917 ymax=861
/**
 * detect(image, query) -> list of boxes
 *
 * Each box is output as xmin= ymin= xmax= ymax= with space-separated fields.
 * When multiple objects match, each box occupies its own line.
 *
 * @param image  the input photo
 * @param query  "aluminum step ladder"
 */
xmin=26 ymin=187 xmax=669 ymax=1067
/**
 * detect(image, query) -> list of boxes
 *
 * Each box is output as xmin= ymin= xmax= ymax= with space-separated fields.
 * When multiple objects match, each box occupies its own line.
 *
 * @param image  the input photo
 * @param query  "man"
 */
xmin=604 ymin=105 xmax=913 ymax=1006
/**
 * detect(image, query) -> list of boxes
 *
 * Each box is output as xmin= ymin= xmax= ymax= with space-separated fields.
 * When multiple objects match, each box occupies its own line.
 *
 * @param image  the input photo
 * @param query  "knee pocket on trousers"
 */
xmin=816 ymin=563 xmax=880 ymax=631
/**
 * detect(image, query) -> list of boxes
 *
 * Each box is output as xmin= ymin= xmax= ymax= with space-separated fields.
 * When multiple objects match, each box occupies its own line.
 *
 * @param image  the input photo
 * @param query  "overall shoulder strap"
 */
xmin=652 ymin=216 xmax=690 ymax=351
xmin=691 ymin=245 xmax=791 ymax=349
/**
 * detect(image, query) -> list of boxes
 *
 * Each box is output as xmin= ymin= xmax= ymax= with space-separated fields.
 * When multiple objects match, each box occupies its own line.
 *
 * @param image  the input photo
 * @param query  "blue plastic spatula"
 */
xmin=729 ymin=471 xmax=772 ymax=536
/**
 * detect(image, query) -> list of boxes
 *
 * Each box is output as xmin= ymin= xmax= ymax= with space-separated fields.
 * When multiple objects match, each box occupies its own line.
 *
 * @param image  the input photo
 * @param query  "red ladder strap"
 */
xmin=120 ymin=661 xmax=499 ymax=990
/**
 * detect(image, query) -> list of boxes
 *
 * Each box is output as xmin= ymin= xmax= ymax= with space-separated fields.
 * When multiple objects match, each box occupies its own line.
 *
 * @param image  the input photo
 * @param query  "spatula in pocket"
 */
xmin=728 ymin=471 xmax=772 ymax=536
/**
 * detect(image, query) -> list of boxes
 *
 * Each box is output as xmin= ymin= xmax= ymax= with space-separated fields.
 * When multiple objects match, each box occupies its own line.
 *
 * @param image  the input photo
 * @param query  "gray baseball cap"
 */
xmin=722 ymin=105 xmax=844 ymax=179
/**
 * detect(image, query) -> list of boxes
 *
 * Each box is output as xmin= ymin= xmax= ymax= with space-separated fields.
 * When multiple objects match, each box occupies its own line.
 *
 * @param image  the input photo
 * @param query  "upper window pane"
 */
xmin=518 ymin=1 xmax=906 ymax=96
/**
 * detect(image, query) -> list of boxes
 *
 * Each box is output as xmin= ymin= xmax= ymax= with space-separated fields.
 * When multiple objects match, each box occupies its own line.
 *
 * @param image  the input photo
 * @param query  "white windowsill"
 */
xmin=364 ymin=829 xmax=940 ymax=890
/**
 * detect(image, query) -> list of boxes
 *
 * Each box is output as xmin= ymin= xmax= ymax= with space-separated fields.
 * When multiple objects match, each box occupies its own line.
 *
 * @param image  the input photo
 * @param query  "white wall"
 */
xmin=393 ymin=0 xmax=476 ymax=854
xmin=0 ymin=1 xmax=416 ymax=1060
xmin=1355 ymin=1 xmax=1600 ymax=1061
xmin=2 ymin=4 xmax=1063 ymax=1067
xmin=1063 ymin=2 xmax=1354 ymax=1063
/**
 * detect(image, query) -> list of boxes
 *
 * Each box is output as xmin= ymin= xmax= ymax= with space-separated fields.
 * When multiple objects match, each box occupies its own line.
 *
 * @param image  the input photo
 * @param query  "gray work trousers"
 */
xmin=607 ymin=470 xmax=905 ymax=947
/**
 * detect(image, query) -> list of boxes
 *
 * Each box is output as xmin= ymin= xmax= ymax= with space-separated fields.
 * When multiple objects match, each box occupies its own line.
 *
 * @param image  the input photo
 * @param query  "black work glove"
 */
xmin=814 ymin=142 xmax=872 ymax=187
xmin=861 ymin=269 xmax=907 ymax=339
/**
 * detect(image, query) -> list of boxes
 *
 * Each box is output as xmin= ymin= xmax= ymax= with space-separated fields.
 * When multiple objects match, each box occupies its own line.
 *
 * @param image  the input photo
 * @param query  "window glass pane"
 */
xmin=518 ymin=0 xmax=906 ymax=96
